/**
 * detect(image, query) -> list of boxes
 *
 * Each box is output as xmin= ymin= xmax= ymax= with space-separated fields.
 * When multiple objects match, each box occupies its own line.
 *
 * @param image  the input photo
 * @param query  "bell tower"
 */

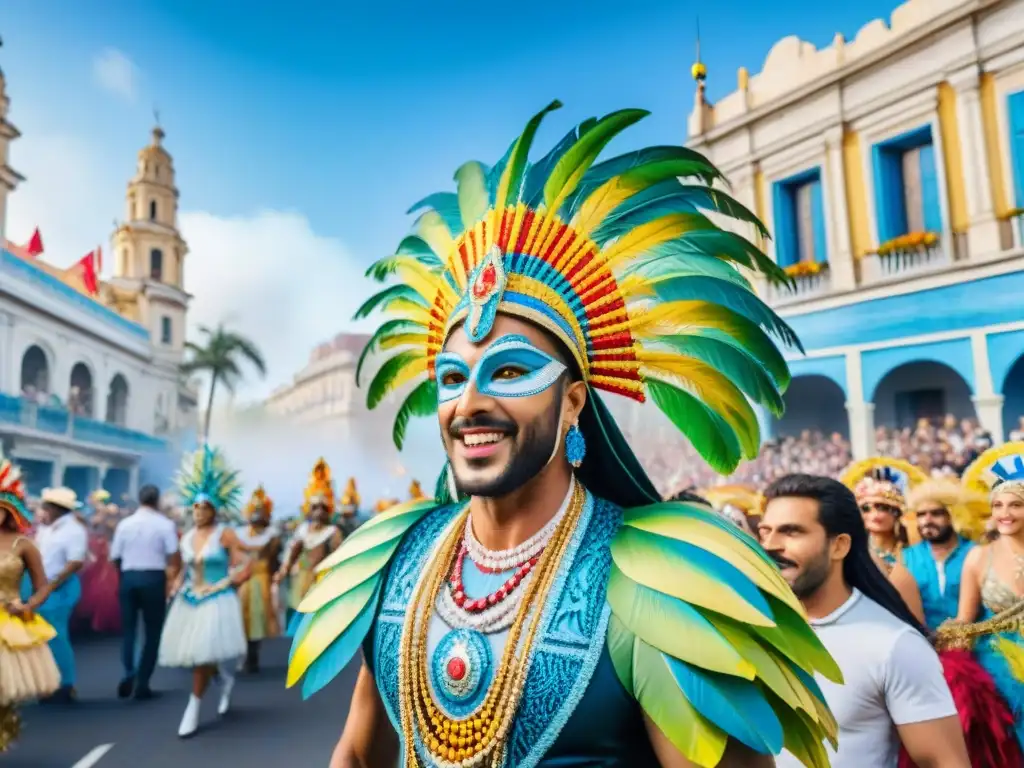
xmin=0 ymin=42 xmax=25 ymax=244
xmin=110 ymin=122 xmax=190 ymax=361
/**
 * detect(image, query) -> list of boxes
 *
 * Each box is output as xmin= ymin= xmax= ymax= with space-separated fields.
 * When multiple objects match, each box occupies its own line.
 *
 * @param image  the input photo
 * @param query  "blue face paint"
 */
xmin=435 ymin=334 xmax=567 ymax=405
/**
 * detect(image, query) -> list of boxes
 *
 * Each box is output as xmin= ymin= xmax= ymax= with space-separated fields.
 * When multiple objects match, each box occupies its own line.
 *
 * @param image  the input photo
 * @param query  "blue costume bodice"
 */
xmin=180 ymin=525 xmax=232 ymax=602
xmin=367 ymin=493 xmax=658 ymax=767
xmin=902 ymin=538 xmax=973 ymax=631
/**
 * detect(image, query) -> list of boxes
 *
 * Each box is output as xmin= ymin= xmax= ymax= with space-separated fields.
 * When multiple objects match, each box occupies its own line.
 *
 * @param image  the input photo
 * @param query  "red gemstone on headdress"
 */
xmin=447 ymin=657 xmax=467 ymax=681
xmin=472 ymin=263 xmax=497 ymax=299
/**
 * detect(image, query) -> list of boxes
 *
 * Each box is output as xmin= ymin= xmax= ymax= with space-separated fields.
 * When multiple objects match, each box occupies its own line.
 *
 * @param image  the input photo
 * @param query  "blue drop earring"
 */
xmin=565 ymin=423 xmax=586 ymax=468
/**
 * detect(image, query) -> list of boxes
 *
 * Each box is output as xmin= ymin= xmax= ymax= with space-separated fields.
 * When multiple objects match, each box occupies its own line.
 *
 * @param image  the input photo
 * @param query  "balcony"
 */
xmin=860 ymin=233 xmax=951 ymax=286
xmin=0 ymin=394 xmax=167 ymax=454
xmin=763 ymin=263 xmax=832 ymax=306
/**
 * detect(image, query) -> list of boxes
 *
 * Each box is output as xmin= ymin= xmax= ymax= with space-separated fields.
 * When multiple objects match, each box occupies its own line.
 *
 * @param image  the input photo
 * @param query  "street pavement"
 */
xmin=8 ymin=634 xmax=359 ymax=768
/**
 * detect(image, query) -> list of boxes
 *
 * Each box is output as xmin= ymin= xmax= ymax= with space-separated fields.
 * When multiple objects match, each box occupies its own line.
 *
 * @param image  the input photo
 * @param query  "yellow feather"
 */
xmin=995 ymin=636 xmax=1024 ymax=682
xmin=572 ymin=177 xmax=638 ymax=237
xmin=637 ymin=352 xmax=758 ymax=453
xmin=392 ymin=260 xmax=452 ymax=305
xmin=416 ymin=210 xmax=457 ymax=280
xmin=602 ymin=213 xmax=700 ymax=273
xmin=379 ymin=333 xmax=429 ymax=351
xmin=963 ymin=441 xmax=1024 ymax=496
xmin=381 ymin=356 xmax=428 ymax=397
xmin=838 ymin=457 xmax=928 ymax=493
xmin=387 ymin=299 xmax=433 ymax=326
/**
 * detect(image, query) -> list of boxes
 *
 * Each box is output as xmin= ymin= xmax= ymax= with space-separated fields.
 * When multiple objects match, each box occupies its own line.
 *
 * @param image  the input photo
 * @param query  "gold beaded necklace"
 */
xmin=398 ymin=483 xmax=585 ymax=768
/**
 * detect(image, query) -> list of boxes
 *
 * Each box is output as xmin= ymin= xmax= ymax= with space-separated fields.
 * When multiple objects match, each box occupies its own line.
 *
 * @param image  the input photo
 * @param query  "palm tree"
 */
xmin=181 ymin=324 xmax=267 ymax=441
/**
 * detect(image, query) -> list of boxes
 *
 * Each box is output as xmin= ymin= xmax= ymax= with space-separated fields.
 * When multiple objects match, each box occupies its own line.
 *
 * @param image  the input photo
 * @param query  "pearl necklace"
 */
xmin=462 ymin=486 xmax=571 ymax=572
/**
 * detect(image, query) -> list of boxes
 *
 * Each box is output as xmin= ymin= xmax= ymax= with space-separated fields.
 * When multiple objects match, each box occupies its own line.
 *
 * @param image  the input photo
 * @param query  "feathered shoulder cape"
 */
xmin=287 ymin=496 xmax=840 ymax=767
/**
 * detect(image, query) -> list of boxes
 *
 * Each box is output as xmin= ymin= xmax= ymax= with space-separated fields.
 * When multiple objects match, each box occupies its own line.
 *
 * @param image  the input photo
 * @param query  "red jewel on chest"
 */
xmin=472 ymin=263 xmax=497 ymax=300
xmin=446 ymin=657 xmax=467 ymax=681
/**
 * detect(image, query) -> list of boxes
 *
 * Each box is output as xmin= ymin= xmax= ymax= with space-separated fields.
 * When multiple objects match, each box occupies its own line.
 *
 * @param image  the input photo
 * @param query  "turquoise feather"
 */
xmin=648 ymin=335 xmax=785 ymax=416
xmin=352 ymin=283 xmax=428 ymax=321
xmin=495 ymin=100 xmax=562 ymax=210
xmin=175 ymin=445 xmax=242 ymax=515
xmin=664 ymin=653 xmax=785 ymax=754
xmin=686 ymin=326 xmax=790 ymax=390
xmin=354 ymin=319 xmax=422 ymax=386
xmin=645 ymin=377 xmax=742 ymax=472
xmin=522 ymin=126 xmax=584 ymax=207
xmin=392 ymin=379 xmax=438 ymax=449
xmin=301 ymin=581 xmax=381 ymax=699
xmin=408 ymin=193 xmax=462 ymax=235
xmin=621 ymin=247 xmax=752 ymax=289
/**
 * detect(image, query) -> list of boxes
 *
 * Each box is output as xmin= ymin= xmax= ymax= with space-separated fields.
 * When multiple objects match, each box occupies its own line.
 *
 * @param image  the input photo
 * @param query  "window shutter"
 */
xmin=1009 ymin=90 xmax=1024 ymax=208
xmin=809 ymin=177 xmax=827 ymax=263
xmin=918 ymin=142 xmax=942 ymax=234
xmin=772 ymin=182 xmax=796 ymax=267
xmin=795 ymin=182 xmax=814 ymax=263
xmin=903 ymin=147 xmax=925 ymax=233
xmin=873 ymin=144 xmax=908 ymax=241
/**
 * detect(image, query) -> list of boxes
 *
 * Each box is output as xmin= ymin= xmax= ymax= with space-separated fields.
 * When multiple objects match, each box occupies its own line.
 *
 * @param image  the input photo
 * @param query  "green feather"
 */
xmin=365 ymin=350 xmax=424 ymax=410
xmin=648 ymin=335 xmax=784 ymax=416
xmin=682 ymin=323 xmax=790 ymax=390
xmin=355 ymin=319 xmax=423 ymax=387
xmin=646 ymin=377 xmax=742 ymax=473
xmin=543 ymin=108 xmax=649 ymax=213
xmin=621 ymin=248 xmax=752 ymax=289
xmin=299 ymin=538 xmax=398 ymax=612
xmin=454 ymin=161 xmax=490 ymax=228
xmin=408 ymin=193 xmax=462 ymax=235
xmin=352 ymin=284 xmax=428 ymax=321
xmin=771 ymin=694 xmax=833 ymax=768
xmin=495 ymin=100 xmax=563 ymax=210
xmin=392 ymin=378 xmax=437 ymax=449
xmin=607 ymin=612 xmax=636 ymax=693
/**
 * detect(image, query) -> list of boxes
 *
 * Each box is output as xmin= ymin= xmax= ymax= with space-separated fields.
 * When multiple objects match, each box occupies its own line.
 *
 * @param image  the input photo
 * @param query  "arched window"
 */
xmin=105 ymin=374 xmax=130 ymax=426
xmin=150 ymin=248 xmax=163 ymax=280
xmin=149 ymin=200 xmax=157 ymax=221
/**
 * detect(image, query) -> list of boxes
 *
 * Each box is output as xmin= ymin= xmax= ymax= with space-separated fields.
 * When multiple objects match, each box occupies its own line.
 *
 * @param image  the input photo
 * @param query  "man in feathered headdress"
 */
xmin=287 ymin=102 xmax=840 ymax=767
xmin=235 ymin=485 xmax=281 ymax=673
xmin=274 ymin=460 xmax=341 ymax=629
xmin=338 ymin=477 xmax=361 ymax=537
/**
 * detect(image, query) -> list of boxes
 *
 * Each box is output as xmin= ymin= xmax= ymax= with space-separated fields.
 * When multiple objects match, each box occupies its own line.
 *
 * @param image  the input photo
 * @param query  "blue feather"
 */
xmin=395 ymin=235 xmax=443 ymax=265
xmin=300 ymin=582 xmax=381 ymax=699
xmin=487 ymin=140 xmax=515 ymax=204
xmin=409 ymin=195 xmax=463 ymax=237
xmin=521 ymin=126 xmax=584 ymax=207
xmin=665 ymin=653 xmax=785 ymax=754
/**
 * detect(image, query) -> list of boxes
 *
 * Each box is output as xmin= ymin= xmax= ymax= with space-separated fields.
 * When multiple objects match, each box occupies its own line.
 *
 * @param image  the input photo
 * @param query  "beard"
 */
xmin=449 ymin=408 xmax=561 ymax=499
xmin=920 ymin=524 xmax=955 ymax=543
xmin=784 ymin=549 xmax=832 ymax=600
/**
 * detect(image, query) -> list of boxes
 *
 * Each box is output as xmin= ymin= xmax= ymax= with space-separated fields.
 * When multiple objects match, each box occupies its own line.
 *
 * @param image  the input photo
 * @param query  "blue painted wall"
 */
xmin=783 ymin=271 xmax=1024 ymax=352
xmin=861 ymin=338 xmax=975 ymax=400
xmin=787 ymin=355 xmax=848 ymax=394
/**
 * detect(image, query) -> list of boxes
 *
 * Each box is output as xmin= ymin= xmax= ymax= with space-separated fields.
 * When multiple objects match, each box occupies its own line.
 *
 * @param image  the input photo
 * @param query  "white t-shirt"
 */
xmin=111 ymin=506 xmax=179 ymax=571
xmin=775 ymin=589 xmax=956 ymax=768
xmin=35 ymin=513 xmax=89 ymax=580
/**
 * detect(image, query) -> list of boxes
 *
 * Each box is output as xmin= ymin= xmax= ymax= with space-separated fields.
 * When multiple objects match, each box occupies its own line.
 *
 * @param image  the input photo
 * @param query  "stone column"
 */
xmin=970 ymin=331 xmax=1005 ymax=442
xmin=823 ymin=127 xmax=857 ymax=291
xmin=844 ymin=351 xmax=876 ymax=459
xmin=128 ymin=464 xmax=140 ymax=500
xmin=0 ymin=311 xmax=12 ymax=394
xmin=949 ymin=66 xmax=1002 ymax=259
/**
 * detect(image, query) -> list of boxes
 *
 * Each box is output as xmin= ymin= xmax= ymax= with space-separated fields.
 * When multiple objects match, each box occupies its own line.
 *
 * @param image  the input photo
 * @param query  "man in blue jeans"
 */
xmin=111 ymin=484 xmax=181 ymax=700
xmin=35 ymin=486 xmax=89 ymax=703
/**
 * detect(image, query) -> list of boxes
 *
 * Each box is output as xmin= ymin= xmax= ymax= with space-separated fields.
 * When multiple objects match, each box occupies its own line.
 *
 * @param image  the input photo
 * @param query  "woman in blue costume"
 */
xmin=158 ymin=445 xmax=251 ymax=738
xmin=287 ymin=102 xmax=841 ymax=767
xmin=944 ymin=442 xmax=1024 ymax=753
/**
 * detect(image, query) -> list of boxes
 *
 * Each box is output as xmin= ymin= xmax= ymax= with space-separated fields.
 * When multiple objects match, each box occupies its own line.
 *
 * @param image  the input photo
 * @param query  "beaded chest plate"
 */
xmin=373 ymin=493 xmax=620 ymax=768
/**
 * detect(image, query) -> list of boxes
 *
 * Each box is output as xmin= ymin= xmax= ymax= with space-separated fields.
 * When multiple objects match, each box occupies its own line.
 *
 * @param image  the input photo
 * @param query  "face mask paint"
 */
xmin=435 ymin=334 xmax=567 ymax=405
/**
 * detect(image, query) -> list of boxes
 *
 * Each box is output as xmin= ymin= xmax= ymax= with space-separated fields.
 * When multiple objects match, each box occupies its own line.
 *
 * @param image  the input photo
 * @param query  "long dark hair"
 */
xmin=764 ymin=473 xmax=930 ymax=637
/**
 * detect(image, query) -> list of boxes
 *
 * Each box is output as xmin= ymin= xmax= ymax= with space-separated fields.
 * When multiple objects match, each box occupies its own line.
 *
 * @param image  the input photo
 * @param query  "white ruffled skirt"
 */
xmin=158 ymin=588 xmax=248 ymax=668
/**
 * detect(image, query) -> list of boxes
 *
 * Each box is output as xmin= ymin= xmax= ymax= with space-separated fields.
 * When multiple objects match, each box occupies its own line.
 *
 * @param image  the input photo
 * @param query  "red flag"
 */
xmin=26 ymin=228 xmax=43 ymax=257
xmin=74 ymin=251 xmax=99 ymax=295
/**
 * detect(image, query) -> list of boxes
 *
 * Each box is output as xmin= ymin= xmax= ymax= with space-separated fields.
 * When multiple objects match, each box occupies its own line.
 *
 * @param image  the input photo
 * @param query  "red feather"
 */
xmin=899 ymin=650 xmax=1022 ymax=768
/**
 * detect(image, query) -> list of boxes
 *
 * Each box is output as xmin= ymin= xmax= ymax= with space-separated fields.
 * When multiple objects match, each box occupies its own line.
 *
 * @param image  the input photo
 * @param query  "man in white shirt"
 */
xmin=111 ymin=484 xmax=181 ymax=700
xmin=758 ymin=473 xmax=969 ymax=768
xmin=35 ymin=486 xmax=89 ymax=703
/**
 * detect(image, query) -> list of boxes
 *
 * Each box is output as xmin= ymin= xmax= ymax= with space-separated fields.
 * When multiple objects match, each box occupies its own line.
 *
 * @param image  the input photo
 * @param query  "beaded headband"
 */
xmin=354 ymin=101 xmax=800 ymax=474
xmin=840 ymin=457 xmax=926 ymax=514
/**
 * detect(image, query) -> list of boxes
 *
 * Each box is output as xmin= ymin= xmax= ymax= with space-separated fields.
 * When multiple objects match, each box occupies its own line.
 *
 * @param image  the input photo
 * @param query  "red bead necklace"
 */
xmin=448 ymin=544 xmax=539 ymax=613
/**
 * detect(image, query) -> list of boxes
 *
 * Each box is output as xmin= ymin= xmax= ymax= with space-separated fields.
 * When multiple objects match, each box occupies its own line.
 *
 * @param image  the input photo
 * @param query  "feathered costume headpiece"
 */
xmin=840 ymin=457 xmax=926 ymax=513
xmin=0 ymin=456 xmax=32 ymax=533
xmin=355 ymin=100 xmax=799 ymax=501
xmin=340 ymin=477 xmax=359 ymax=515
xmin=700 ymin=484 xmax=764 ymax=518
xmin=963 ymin=442 xmax=1024 ymax=503
xmin=176 ymin=445 xmax=243 ymax=522
xmin=289 ymin=104 xmax=842 ymax=767
xmin=906 ymin=479 xmax=989 ymax=543
xmin=302 ymin=459 xmax=336 ymax=517
xmin=245 ymin=484 xmax=274 ymax=521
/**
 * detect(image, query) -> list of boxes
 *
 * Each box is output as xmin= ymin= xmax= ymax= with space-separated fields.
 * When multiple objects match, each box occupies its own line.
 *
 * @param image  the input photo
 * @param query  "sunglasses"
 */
xmin=860 ymin=502 xmax=901 ymax=516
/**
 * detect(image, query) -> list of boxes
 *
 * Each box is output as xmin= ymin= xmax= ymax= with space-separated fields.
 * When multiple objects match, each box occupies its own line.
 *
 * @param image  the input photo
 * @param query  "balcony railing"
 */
xmin=0 ymin=394 xmax=167 ymax=453
xmin=860 ymin=233 xmax=949 ymax=286
xmin=764 ymin=263 xmax=832 ymax=306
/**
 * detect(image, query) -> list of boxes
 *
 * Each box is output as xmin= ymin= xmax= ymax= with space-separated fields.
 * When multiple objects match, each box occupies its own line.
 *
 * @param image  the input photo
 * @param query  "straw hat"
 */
xmin=40 ymin=487 xmax=82 ymax=510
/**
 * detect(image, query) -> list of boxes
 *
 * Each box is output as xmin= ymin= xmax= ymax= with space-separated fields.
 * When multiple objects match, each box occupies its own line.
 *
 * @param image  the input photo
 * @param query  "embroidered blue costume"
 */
xmin=287 ymin=103 xmax=841 ymax=767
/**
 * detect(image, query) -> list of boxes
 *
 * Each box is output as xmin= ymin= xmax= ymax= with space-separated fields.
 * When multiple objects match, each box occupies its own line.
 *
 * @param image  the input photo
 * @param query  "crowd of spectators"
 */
xmin=632 ymin=413 xmax=1002 ymax=497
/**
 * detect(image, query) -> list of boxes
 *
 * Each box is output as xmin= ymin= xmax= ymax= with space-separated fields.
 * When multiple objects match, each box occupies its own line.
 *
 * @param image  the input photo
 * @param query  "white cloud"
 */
xmin=92 ymin=48 xmax=139 ymax=102
xmin=5 ymin=128 xmax=371 ymax=402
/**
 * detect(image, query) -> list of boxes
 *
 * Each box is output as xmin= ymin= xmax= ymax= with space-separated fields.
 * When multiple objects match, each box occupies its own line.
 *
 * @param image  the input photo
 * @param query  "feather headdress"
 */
xmin=840 ymin=457 xmax=927 ymax=513
xmin=700 ymin=484 xmax=764 ymax=517
xmin=355 ymin=101 xmax=799 ymax=474
xmin=176 ymin=445 xmax=243 ymax=520
xmin=963 ymin=441 xmax=1024 ymax=500
xmin=0 ymin=456 xmax=32 ymax=533
xmin=907 ymin=479 xmax=989 ymax=543
xmin=244 ymin=484 xmax=274 ymax=521
xmin=340 ymin=477 xmax=359 ymax=514
xmin=302 ymin=459 xmax=336 ymax=517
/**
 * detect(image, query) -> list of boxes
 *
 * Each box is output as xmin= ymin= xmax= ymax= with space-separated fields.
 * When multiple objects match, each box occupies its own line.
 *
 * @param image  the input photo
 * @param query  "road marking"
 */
xmin=71 ymin=743 xmax=114 ymax=768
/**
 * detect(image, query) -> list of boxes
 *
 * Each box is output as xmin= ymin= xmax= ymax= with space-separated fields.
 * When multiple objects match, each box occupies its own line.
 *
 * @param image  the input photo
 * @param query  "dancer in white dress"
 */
xmin=158 ymin=446 xmax=250 ymax=738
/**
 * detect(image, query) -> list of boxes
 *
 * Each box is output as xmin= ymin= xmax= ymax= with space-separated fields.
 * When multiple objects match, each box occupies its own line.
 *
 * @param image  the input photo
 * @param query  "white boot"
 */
xmin=217 ymin=671 xmax=235 ymax=716
xmin=178 ymin=694 xmax=201 ymax=738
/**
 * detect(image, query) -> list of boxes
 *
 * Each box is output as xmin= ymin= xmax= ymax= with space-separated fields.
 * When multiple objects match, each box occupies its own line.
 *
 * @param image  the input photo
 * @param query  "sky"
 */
xmin=2 ymin=0 xmax=903 ymax=402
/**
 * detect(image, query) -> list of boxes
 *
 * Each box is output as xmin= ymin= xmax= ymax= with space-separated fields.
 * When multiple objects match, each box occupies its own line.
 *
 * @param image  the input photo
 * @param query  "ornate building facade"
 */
xmin=0 ymin=60 xmax=197 ymax=500
xmin=688 ymin=0 xmax=1024 ymax=458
